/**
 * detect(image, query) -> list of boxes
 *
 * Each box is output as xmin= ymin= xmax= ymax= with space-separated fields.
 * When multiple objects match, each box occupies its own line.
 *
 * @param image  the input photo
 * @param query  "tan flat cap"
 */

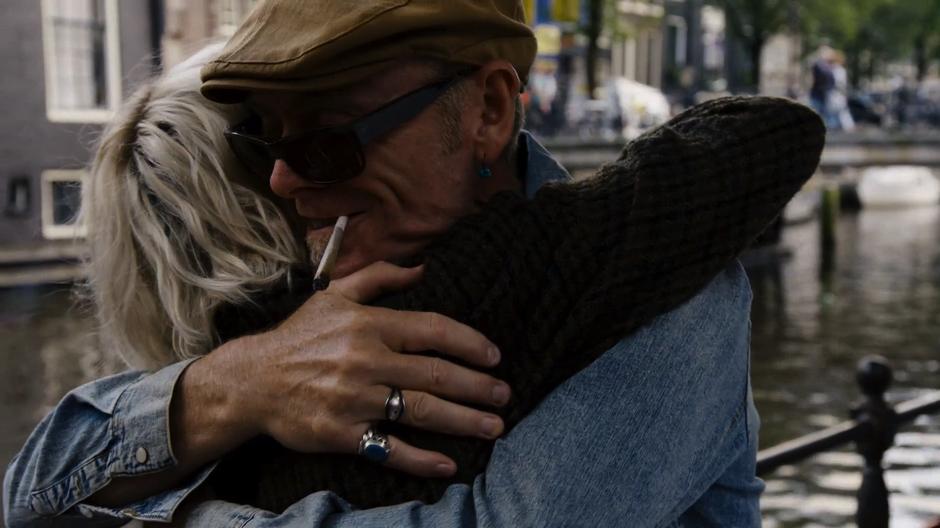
xmin=201 ymin=0 xmax=536 ymax=102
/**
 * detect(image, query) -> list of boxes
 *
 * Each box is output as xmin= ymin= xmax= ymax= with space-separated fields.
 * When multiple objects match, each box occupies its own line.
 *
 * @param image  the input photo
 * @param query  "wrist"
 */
xmin=170 ymin=339 xmax=261 ymax=467
xmin=213 ymin=335 xmax=269 ymax=438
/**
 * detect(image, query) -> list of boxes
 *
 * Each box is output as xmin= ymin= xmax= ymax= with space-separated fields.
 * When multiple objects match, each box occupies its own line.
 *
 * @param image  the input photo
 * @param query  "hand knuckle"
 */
xmin=308 ymin=414 xmax=332 ymax=437
xmin=320 ymin=291 xmax=349 ymax=311
xmin=427 ymin=357 xmax=447 ymax=386
xmin=319 ymin=388 xmax=346 ymax=416
xmin=409 ymin=393 xmax=432 ymax=423
xmin=353 ymin=306 xmax=376 ymax=324
xmin=319 ymin=422 xmax=351 ymax=451
xmin=344 ymin=354 xmax=374 ymax=381
xmin=334 ymin=354 xmax=367 ymax=381
xmin=337 ymin=310 xmax=367 ymax=332
xmin=331 ymin=384 xmax=359 ymax=411
xmin=359 ymin=315 xmax=388 ymax=342
xmin=425 ymin=313 xmax=447 ymax=340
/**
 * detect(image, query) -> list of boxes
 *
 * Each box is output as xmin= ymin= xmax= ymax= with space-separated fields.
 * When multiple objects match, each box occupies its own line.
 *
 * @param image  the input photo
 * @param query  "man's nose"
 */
xmin=269 ymin=159 xmax=308 ymax=198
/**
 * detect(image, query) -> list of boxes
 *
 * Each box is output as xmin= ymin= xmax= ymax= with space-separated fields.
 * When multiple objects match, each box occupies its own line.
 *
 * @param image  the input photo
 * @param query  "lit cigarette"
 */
xmin=313 ymin=216 xmax=348 ymax=290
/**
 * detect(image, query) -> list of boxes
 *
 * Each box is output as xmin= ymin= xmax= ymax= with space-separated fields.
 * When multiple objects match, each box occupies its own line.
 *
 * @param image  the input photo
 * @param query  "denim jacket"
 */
xmin=3 ymin=133 xmax=763 ymax=527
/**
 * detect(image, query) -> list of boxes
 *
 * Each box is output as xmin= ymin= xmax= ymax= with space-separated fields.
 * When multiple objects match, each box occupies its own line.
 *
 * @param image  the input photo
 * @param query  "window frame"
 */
xmin=666 ymin=15 xmax=687 ymax=67
xmin=40 ymin=0 xmax=122 ymax=124
xmin=40 ymin=170 xmax=88 ymax=240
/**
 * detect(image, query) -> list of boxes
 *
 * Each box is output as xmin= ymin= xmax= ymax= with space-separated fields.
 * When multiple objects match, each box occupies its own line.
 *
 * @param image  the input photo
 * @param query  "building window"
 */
xmin=215 ymin=0 xmax=259 ymax=37
xmin=41 ymin=0 xmax=121 ymax=123
xmin=666 ymin=15 xmax=687 ymax=66
xmin=701 ymin=5 xmax=726 ymax=73
xmin=41 ymin=170 xmax=87 ymax=240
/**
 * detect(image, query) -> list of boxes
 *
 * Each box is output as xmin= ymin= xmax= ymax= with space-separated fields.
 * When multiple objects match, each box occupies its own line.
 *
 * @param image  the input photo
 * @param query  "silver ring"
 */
xmin=384 ymin=387 xmax=405 ymax=422
xmin=358 ymin=426 xmax=391 ymax=463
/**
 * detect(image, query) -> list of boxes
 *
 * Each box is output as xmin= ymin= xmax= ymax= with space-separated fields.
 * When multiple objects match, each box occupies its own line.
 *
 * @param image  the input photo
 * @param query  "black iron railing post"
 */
xmin=851 ymin=357 xmax=898 ymax=528
xmin=756 ymin=355 xmax=940 ymax=524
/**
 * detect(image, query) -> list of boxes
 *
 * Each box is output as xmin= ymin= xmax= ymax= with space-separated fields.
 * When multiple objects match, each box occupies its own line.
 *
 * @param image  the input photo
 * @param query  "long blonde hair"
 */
xmin=82 ymin=44 xmax=304 ymax=371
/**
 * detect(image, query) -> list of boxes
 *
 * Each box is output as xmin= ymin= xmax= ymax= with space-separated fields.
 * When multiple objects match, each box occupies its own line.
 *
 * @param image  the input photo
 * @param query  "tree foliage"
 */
xmin=802 ymin=0 xmax=940 ymax=83
xmin=580 ymin=0 xmax=940 ymax=93
xmin=710 ymin=0 xmax=792 ymax=90
xmin=708 ymin=0 xmax=940 ymax=89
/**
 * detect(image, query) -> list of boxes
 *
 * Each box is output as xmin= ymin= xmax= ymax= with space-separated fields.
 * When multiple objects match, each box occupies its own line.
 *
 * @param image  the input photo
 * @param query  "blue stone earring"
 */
xmin=478 ymin=155 xmax=492 ymax=179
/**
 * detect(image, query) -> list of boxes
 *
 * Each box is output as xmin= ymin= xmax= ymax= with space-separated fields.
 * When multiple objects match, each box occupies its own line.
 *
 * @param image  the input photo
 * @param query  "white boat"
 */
xmin=857 ymin=166 xmax=940 ymax=208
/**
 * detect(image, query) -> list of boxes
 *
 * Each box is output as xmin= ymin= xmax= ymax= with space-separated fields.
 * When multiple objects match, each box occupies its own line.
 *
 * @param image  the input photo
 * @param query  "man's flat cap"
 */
xmin=201 ymin=0 xmax=536 ymax=102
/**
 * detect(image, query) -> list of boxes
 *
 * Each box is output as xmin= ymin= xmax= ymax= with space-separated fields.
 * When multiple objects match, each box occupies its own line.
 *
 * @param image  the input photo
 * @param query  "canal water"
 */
xmin=1 ymin=208 xmax=939 ymax=526
xmin=752 ymin=206 xmax=940 ymax=527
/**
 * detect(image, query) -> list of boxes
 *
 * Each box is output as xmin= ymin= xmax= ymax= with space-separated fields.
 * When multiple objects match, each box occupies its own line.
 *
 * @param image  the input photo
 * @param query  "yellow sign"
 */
xmin=534 ymin=24 xmax=562 ymax=56
xmin=522 ymin=0 xmax=580 ymax=27
xmin=552 ymin=0 xmax=580 ymax=22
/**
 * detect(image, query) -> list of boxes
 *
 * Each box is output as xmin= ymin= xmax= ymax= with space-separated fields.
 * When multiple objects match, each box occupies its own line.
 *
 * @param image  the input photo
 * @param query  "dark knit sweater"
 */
xmin=210 ymin=96 xmax=826 ymax=511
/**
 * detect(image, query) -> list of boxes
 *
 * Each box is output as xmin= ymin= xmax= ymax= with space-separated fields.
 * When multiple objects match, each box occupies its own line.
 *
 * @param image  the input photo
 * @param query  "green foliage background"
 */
xmin=710 ymin=0 xmax=940 ymax=87
xmin=800 ymin=0 xmax=940 ymax=83
xmin=578 ymin=0 xmax=940 ymax=90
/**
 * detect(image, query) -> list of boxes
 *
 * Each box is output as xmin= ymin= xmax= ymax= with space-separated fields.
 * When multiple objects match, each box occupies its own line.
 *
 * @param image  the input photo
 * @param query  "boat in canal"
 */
xmin=857 ymin=165 xmax=940 ymax=208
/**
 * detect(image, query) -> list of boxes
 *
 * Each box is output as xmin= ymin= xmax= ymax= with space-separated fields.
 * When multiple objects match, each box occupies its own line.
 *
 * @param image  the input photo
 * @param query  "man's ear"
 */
xmin=469 ymin=60 xmax=522 ymax=163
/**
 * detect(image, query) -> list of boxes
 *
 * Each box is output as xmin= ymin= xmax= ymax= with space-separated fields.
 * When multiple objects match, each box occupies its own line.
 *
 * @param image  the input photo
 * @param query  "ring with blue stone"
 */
xmin=358 ymin=426 xmax=391 ymax=463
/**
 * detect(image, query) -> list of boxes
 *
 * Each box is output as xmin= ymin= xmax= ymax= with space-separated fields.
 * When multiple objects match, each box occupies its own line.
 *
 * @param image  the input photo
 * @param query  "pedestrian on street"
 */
xmin=810 ymin=45 xmax=838 ymax=128
xmin=828 ymin=50 xmax=855 ymax=132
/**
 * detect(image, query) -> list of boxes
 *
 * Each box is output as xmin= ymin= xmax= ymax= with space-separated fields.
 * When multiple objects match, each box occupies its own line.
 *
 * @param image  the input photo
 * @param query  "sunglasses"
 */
xmin=225 ymin=71 xmax=473 ymax=185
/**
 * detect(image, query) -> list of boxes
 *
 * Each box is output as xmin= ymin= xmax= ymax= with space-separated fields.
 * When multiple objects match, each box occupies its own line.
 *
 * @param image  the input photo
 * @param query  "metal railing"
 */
xmin=756 ymin=356 xmax=940 ymax=528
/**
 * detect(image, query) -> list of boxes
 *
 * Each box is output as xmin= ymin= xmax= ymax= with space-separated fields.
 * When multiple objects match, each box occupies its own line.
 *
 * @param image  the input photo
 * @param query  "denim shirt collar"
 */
xmin=520 ymin=131 xmax=572 ymax=199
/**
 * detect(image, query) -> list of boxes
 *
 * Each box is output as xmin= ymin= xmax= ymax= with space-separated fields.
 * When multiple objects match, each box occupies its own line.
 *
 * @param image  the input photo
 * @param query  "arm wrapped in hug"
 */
xmin=210 ymin=96 xmax=825 ymax=510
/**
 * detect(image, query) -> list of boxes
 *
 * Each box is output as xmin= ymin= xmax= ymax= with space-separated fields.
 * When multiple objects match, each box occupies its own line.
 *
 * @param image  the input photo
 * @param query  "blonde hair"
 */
xmin=81 ymin=44 xmax=304 ymax=371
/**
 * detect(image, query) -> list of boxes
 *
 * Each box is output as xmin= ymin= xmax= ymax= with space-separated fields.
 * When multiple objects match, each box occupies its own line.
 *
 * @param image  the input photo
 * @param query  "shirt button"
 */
xmin=135 ymin=447 xmax=149 ymax=464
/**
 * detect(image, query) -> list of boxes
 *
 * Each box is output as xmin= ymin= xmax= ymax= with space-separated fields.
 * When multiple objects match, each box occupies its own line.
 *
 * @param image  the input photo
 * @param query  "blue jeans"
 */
xmin=184 ymin=262 xmax=763 ymax=527
xmin=810 ymin=96 xmax=840 ymax=130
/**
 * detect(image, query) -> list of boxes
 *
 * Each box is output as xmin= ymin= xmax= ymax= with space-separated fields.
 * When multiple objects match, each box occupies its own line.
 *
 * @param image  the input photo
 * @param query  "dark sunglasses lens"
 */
xmin=286 ymin=129 xmax=364 ymax=184
xmin=227 ymin=133 xmax=275 ymax=179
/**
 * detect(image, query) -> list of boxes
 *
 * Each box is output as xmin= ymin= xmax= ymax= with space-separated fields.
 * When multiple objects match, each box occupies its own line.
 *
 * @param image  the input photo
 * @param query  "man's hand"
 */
xmin=88 ymin=262 xmax=505 ymax=509
xmin=178 ymin=262 xmax=509 ymax=479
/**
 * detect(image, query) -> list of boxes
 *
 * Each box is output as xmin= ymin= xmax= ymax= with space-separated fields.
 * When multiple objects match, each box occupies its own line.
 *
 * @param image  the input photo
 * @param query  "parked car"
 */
xmin=606 ymin=78 xmax=671 ymax=139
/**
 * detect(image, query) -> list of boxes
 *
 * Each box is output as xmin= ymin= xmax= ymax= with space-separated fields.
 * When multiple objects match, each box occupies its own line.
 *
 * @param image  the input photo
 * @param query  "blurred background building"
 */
xmin=3 ymin=0 xmax=940 ymax=277
xmin=0 ymin=0 xmax=258 ymax=284
xmin=0 ymin=0 xmax=160 ymax=283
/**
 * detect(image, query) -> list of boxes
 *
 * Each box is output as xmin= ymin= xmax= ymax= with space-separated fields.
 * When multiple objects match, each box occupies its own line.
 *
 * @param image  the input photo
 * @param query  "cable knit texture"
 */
xmin=210 ymin=96 xmax=826 ymax=510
